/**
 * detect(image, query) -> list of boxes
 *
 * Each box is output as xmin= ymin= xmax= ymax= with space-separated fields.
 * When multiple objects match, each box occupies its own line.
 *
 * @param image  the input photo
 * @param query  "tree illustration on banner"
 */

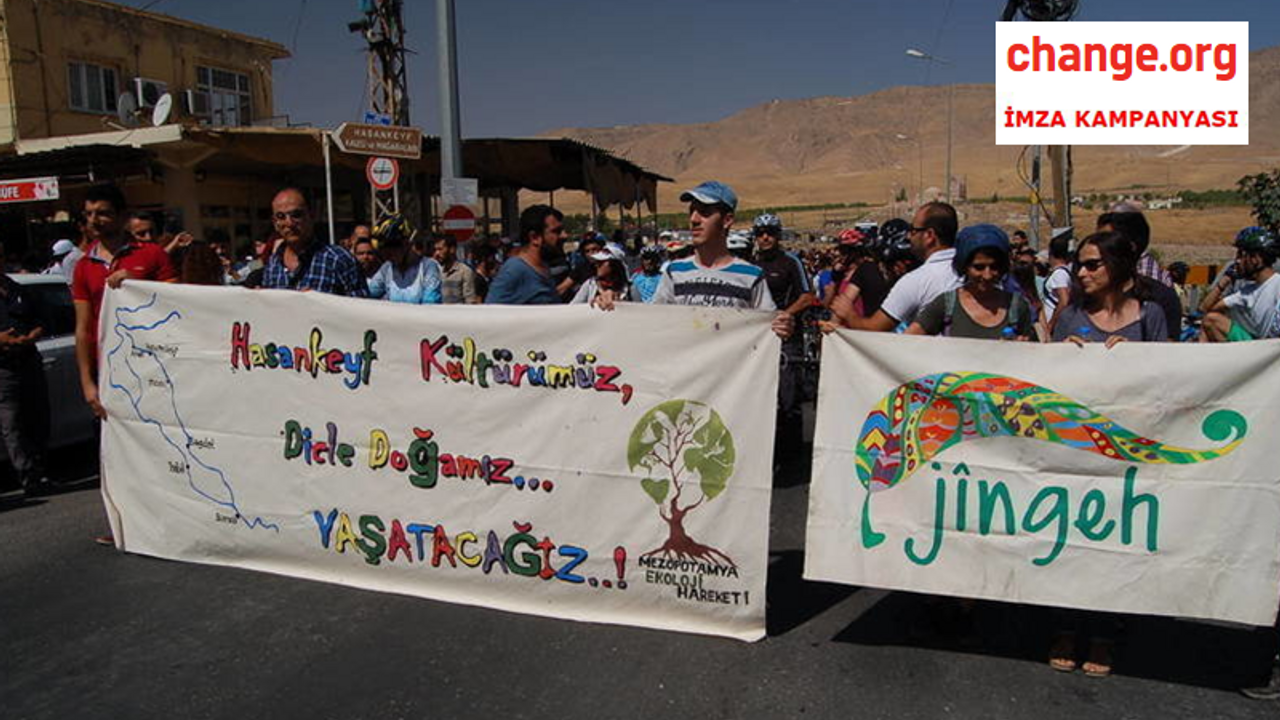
xmin=628 ymin=399 xmax=737 ymax=568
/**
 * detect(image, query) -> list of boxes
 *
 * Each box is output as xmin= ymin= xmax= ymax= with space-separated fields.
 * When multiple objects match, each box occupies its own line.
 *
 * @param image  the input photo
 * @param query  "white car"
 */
xmin=5 ymin=274 xmax=97 ymax=453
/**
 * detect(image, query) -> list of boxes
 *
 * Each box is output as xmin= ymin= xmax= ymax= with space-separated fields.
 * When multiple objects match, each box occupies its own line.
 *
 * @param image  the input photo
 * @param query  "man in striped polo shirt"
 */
xmin=650 ymin=181 xmax=793 ymax=339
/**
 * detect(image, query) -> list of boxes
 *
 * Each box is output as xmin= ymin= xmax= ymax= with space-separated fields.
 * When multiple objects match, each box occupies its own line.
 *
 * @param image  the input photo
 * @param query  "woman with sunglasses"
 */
xmin=906 ymin=224 xmax=1035 ymax=340
xmin=1045 ymin=230 xmax=1165 ymax=678
xmin=1050 ymin=231 xmax=1166 ymax=347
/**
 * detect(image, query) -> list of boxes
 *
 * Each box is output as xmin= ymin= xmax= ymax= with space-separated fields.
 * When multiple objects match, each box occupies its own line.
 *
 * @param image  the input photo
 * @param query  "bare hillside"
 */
xmin=547 ymin=46 xmax=1280 ymax=211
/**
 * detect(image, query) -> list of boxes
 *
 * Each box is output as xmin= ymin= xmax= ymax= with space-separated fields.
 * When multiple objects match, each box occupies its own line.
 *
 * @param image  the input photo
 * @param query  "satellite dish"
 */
xmin=151 ymin=93 xmax=173 ymax=127
xmin=116 ymin=92 xmax=138 ymax=127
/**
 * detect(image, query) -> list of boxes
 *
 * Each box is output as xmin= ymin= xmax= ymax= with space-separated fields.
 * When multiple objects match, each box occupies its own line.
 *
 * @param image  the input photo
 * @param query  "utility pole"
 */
xmin=349 ymin=0 xmax=413 ymax=227
xmin=1000 ymin=0 xmax=1080 ymax=244
xmin=436 ymin=0 xmax=462 ymax=181
xmin=1049 ymin=145 xmax=1071 ymax=230
xmin=1030 ymin=145 xmax=1042 ymax=248
xmin=350 ymin=0 xmax=410 ymax=125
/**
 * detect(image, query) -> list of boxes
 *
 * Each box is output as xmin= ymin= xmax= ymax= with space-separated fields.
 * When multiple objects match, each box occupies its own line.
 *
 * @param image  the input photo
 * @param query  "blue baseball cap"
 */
xmin=679 ymin=181 xmax=738 ymax=212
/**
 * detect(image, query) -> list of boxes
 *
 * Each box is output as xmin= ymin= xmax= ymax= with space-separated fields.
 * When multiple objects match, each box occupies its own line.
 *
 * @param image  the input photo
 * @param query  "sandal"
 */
xmin=1048 ymin=631 xmax=1077 ymax=672
xmin=1082 ymin=638 xmax=1114 ymax=678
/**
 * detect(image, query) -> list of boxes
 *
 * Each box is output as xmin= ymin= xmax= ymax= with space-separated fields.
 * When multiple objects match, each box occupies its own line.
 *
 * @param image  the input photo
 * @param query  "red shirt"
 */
xmin=72 ymin=241 xmax=176 ymax=361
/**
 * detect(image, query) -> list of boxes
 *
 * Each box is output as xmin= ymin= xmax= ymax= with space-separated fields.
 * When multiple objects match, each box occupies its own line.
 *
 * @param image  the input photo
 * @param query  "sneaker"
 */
xmin=1242 ymin=665 xmax=1280 ymax=700
xmin=93 ymin=534 xmax=115 ymax=547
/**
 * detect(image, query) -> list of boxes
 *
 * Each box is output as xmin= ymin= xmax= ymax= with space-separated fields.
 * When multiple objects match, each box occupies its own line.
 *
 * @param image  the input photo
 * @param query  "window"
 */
xmin=67 ymin=62 xmax=118 ymax=114
xmin=194 ymin=66 xmax=252 ymax=126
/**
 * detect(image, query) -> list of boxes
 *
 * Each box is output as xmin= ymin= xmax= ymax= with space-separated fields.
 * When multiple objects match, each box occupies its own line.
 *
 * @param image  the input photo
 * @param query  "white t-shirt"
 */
xmin=1225 ymin=273 xmax=1280 ymax=338
xmin=879 ymin=248 xmax=962 ymax=325
xmin=1042 ymin=264 xmax=1073 ymax=319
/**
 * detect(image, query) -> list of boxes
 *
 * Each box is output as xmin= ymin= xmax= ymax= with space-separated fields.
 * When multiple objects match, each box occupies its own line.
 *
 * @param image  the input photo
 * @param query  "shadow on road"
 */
xmin=0 ymin=494 xmax=47 ymax=513
xmin=833 ymin=590 xmax=1276 ymax=689
xmin=767 ymin=549 xmax=857 ymax=636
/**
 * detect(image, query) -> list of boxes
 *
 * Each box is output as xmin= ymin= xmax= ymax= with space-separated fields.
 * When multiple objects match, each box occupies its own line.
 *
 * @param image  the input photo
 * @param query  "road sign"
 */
xmin=366 ymin=157 xmax=399 ymax=191
xmin=0 ymin=176 xmax=59 ymax=204
xmin=442 ymin=205 xmax=476 ymax=242
xmin=332 ymin=122 xmax=423 ymax=160
xmin=441 ymin=177 xmax=478 ymax=208
xmin=363 ymin=110 xmax=393 ymax=126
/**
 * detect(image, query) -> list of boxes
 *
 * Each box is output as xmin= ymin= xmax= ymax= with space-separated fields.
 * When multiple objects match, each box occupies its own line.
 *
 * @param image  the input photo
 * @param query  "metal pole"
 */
xmin=323 ymin=132 xmax=336 ymax=245
xmin=436 ymin=0 xmax=463 ymax=181
xmin=945 ymin=82 xmax=953 ymax=203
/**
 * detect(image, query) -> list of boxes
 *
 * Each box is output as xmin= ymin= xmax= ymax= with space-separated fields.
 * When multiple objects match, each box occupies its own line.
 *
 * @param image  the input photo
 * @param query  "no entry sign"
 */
xmin=366 ymin=157 xmax=399 ymax=191
xmin=442 ymin=204 xmax=476 ymax=242
xmin=0 ymin=176 xmax=59 ymax=204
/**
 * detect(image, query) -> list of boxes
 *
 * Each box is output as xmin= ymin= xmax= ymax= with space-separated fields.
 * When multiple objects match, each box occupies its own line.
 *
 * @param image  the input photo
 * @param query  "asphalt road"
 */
xmin=3 ymin=463 xmax=1278 ymax=720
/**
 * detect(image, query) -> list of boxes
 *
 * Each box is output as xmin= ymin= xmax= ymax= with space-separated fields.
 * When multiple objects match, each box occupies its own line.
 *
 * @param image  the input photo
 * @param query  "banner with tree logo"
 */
xmin=806 ymin=331 xmax=1280 ymax=626
xmin=100 ymin=282 xmax=778 ymax=641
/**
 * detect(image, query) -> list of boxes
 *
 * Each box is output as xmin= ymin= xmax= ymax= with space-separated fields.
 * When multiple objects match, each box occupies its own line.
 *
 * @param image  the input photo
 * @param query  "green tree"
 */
xmin=627 ymin=400 xmax=737 ymax=567
xmin=1238 ymin=170 xmax=1280 ymax=236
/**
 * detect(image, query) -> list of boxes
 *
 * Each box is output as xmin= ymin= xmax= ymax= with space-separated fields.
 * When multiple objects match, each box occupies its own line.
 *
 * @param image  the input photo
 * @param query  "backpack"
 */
xmin=941 ymin=290 xmax=1025 ymax=338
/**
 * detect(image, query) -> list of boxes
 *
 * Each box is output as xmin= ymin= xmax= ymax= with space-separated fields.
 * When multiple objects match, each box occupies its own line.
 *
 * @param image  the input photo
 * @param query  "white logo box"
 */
xmin=995 ymin=21 xmax=1249 ymax=145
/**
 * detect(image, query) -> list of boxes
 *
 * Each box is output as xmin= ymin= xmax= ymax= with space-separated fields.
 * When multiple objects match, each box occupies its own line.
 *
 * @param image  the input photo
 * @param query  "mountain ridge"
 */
xmin=544 ymin=46 xmax=1280 ymax=211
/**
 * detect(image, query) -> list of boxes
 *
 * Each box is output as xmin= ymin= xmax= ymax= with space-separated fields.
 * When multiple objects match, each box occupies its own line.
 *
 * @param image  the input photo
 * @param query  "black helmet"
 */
xmin=882 ymin=236 xmax=916 ymax=265
xmin=880 ymin=218 xmax=910 ymax=248
xmin=1234 ymin=226 xmax=1277 ymax=253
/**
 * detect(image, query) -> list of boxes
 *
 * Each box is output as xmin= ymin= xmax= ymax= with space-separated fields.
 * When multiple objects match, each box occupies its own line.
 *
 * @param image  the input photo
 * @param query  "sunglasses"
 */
xmin=1077 ymin=258 xmax=1106 ymax=272
xmin=909 ymin=226 xmax=930 ymax=234
xmin=273 ymin=209 xmax=307 ymax=222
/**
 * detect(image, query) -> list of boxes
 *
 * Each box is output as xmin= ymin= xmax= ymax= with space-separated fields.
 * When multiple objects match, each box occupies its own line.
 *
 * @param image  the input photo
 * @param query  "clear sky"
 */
xmin=120 ymin=0 xmax=1279 ymax=137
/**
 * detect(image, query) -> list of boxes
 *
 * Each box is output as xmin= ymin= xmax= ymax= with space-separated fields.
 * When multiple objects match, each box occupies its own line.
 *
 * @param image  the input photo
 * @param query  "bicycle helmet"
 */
xmin=372 ymin=213 xmax=415 ymax=245
xmin=640 ymin=244 xmax=665 ymax=260
xmin=1234 ymin=226 xmax=1277 ymax=253
xmin=753 ymin=213 xmax=782 ymax=234
xmin=880 ymin=218 xmax=910 ymax=248
xmin=882 ymin=236 xmax=917 ymax=265
xmin=837 ymin=228 xmax=868 ymax=247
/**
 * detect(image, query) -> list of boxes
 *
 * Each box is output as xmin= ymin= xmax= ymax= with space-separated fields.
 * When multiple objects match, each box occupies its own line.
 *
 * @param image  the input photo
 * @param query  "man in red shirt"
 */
xmin=71 ymin=184 xmax=175 ymax=545
xmin=72 ymin=184 xmax=177 ymax=420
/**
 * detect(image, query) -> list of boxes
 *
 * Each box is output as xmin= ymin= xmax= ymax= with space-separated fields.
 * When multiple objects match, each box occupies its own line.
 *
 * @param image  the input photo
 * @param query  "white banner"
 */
xmin=806 ymin=331 xmax=1280 ymax=625
xmin=100 ymin=282 xmax=778 ymax=641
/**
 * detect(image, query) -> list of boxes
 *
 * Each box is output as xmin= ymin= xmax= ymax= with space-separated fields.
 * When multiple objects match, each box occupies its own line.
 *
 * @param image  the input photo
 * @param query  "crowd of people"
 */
xmin=4 ymin=178 xmax=1280 ymax=695
xmin=793 ymin=202 xmax=1278 ymax=349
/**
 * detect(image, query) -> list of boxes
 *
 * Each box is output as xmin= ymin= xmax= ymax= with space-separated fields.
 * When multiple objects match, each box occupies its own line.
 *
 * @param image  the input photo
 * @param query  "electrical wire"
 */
xmin=290 ymin=0 xmax=308 ymax=56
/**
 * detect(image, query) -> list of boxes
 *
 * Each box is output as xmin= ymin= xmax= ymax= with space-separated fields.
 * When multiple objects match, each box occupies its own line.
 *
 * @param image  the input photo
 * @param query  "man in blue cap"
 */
xmin=648 ymin=181 xmax=792 ymax=338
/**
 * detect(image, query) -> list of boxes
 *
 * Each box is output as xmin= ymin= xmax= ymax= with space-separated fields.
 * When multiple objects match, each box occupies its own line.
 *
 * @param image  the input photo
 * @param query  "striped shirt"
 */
xmin=651 ymin=257 xmax=776 ymax=310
